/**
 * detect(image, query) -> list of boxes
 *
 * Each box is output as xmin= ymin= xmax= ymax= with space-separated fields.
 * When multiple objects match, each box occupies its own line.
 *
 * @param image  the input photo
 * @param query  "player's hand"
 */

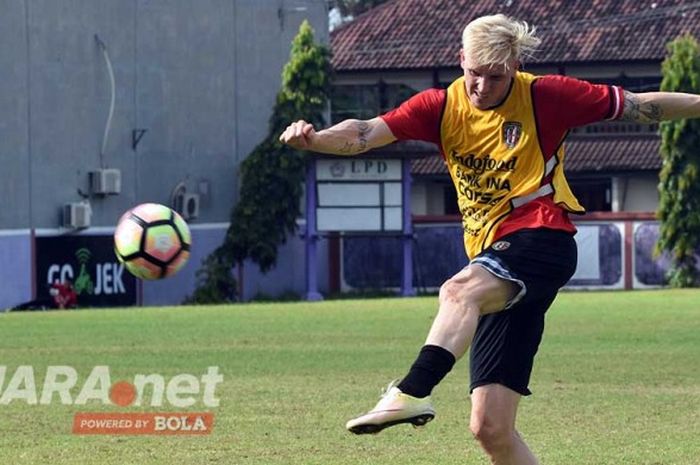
xmin=279 ymin=120 xmax=316 ymax=150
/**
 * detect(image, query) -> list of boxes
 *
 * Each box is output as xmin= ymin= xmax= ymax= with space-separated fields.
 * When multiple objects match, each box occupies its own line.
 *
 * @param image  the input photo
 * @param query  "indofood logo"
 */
xmin=47 ymin=247 xmax=126 ymax=296
xmin=450 ymin=152 xmax=518 ymax=175
xmin=0 ymin=365 xmax=222 ymax=435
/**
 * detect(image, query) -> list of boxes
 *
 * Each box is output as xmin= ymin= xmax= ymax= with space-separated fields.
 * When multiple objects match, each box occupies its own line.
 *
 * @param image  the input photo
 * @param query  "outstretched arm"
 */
xmin=278 ymin=117 xmax=396 ymax=155
xmin=620 ymin=90 xmax=700 ymax=123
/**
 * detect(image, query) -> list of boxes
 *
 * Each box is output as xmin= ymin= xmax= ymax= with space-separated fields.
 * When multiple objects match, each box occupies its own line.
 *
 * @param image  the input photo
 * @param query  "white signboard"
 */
xmin=316 ymin=159 xmax=402 ymax=181
xmin=572 ymin=226 xmax=600 ymax=280
xmin=315 ymin=158 xmax=403 ymax=232
xmin=318 ymin=208 xmax=382 ymax=231
xmin=317 ymin=183 xmax=381 ymax=207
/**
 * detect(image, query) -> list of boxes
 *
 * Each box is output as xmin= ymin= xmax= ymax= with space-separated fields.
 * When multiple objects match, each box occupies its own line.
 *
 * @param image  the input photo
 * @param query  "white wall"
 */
xmin=426 ymin=181 xmax=447 ymax=214
xmin=410 ymin=183 xmax=428 ymax=215
xmin=414 ymin=174 xmax=659 ymax=216
xmin=411 ymin=180 xmax=448 ymax=216
xmin=613 ymin=174 xmax=659 ymax=212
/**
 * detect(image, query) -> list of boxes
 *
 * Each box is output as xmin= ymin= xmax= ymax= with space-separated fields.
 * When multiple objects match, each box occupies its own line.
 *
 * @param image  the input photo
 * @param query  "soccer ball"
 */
xmin=114 ymin=203 xmax=191 ymax=280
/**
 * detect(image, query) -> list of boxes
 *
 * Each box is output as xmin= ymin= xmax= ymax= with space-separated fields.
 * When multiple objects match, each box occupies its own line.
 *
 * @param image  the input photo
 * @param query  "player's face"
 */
xmin=460 ymin=51 xmax=518 ymax=110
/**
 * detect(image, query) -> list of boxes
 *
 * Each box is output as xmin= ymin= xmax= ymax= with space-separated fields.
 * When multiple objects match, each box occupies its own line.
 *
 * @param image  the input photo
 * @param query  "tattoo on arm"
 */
xmin=337 ymin=121 xmax=371 ymax=154
xmin=338 ymin=141 xmax=355 ymax=153
xmin=620 ymin=92 xmax=663 ymax=123
xmin=357 ymin=121 xmax=370 ymax=151
xmin=333 ymin=120 xmax=374 ymax=154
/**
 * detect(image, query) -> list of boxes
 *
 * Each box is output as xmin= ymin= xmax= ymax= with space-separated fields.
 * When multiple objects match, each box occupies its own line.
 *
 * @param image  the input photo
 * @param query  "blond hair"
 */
xmin=462 ymin=14 xmax=541 ymax=70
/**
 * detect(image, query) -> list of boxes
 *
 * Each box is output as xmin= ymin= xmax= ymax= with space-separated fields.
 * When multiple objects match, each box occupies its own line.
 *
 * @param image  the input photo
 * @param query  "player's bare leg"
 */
xmin=470 ymin=384 xmax=539 ymax=465
xmin=424 ymin=265 xmax=518 ymax=358
xmin=346 ymin=265 xmax=517 ymax=434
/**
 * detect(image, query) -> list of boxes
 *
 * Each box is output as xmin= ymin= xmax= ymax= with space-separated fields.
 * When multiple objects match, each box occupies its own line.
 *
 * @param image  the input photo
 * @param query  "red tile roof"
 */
xmin=408 ymin=136 xmax=662 ymax=176
xmin=331 ymin=0 xmax=700 ymax=71
xmin=565 ymin=136 xmax=662 ymax=172
xmin=411 ymin=152 xmax=447 ymax=176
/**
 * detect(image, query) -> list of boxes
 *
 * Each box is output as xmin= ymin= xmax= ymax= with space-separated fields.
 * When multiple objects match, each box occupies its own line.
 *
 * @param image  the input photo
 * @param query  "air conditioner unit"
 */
xmin=89 ymin=169 xmax=121 ymax=195
xmin=62 ymin=202 xmax=91 ymax=229
xmin=175 ymin=193 xmax=200 ymax=220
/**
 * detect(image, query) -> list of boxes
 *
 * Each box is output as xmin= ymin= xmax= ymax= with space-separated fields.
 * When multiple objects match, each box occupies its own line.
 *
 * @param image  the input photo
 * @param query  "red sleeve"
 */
xmin=380 ymin=88 xmax=445 ymax=147
xmin=533 ymin=75 xmax=625 ymax=157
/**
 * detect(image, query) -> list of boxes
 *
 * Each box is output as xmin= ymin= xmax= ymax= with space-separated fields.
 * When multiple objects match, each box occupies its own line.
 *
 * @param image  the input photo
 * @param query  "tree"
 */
xmin=187 ymin=20 xmax=331 ymax=303
xmin=657 ymin=34 xmax=700 ymax=287
xmin=184 ymin=252 xmax=238 ymax=304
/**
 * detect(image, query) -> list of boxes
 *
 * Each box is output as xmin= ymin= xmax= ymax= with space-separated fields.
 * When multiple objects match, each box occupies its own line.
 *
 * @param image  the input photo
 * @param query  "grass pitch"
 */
xmin=0 ymin=290 xmax=698 ymax=464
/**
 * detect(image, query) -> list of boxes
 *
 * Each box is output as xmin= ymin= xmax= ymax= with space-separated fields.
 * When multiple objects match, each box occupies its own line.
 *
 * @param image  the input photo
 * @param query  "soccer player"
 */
xmin=280 ymin=14 xmax=700 ymax=465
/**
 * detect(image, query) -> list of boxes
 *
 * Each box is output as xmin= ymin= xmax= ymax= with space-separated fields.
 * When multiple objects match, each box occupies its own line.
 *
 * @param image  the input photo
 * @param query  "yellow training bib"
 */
xmin=440 ymin=72 xmax=584 ymax=259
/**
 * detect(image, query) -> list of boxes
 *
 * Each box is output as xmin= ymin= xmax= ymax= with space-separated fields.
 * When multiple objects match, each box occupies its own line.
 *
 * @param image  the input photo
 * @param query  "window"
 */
xmin=331 ymin=83 xmax=417 ymax=124
xmin=381 ymin=83 xmax=417 ymax=113
xmin=588 ymin=75 xmax=661 ymax=93
xmin=330 ymin=85 xmax=379 ymax=123
xmin=569 ymin=120 xmax=659 ymax=136
xmin=569 ymin=178 xmax=612 ymax=212
xmin=443 ymin=183 xmax=460 ymax=215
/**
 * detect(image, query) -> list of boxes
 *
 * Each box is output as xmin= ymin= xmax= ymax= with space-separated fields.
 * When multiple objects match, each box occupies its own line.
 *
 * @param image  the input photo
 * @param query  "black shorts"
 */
xmin=468 ymin=228 xmax=577 ymax=396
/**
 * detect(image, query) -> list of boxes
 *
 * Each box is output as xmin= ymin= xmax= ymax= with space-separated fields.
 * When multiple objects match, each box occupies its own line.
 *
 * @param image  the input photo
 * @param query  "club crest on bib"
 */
xmin=491 ymin=241 xmax=511 ymax=251
xmin=502 ymin=122 xmax=522 ymax=149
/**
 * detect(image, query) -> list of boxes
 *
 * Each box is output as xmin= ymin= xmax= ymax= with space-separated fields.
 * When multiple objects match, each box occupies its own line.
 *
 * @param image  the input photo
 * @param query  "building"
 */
xmin=330 ymin=0 xmax=700 ymax=215
xmin=4 ymin=1 xmax=697 ymax=307
xmin=0 ymin=0 xmax=329 ymax=309
xmin=324 ymin=0 xmax=700 ymax=292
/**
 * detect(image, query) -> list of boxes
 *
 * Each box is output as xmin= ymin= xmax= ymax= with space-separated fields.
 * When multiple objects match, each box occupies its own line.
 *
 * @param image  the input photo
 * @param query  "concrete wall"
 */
xmin=0 ymin=0 xmax=328 ymax=229
xmin=0 ymin=232 xmax=33 ymax=309
xmin=410 ymin=182 xmax=428 ymax=215
xmin=0 ymin=2 xmax=32 ymax=228
xmin=425 ymin=181 xmax=447 ymax=214
xmin=141 ymin=223 xmax=328 ymax=305
xmin=0 ymin=0 xmax=329 ymax=308
xmin=415 ymin=174 xmax=659 ymax=216
xmin=614 ymin=174 xmax=659 ymax=212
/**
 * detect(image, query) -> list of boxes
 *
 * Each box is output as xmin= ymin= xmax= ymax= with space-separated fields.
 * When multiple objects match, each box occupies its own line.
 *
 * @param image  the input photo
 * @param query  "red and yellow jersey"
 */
xmin=381 ymin=72 xmax=624 ymax=259
xmin=442 ymin=72 xmax=580 ymax=257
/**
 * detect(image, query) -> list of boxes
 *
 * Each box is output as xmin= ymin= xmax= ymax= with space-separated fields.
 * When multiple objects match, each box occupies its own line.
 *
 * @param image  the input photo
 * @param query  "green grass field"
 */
xmin=0 ymin=290 xmax=698 ymax=464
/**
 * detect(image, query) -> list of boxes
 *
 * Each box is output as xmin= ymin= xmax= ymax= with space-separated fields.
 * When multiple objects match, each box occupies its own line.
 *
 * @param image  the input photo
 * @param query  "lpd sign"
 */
xmin=316 ymin=159 xmax=401 ymax=181
xmin=35 ymin=235 xmax=137 ymax=307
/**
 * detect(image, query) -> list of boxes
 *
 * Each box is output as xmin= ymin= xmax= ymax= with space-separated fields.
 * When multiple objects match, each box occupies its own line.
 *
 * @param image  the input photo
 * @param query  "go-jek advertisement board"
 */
xmin=35 ymin=235 xmax=137 ymax=307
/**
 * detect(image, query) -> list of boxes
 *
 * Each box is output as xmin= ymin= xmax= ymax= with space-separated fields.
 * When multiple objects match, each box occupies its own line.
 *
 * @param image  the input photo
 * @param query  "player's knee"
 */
xmin=439 ymin=278 xmax=469 ymax=306
xmin=438 ymin=279 xmax=457 ymax=304
xmin=438 ymin=276 xmax=482 ymax=316
xmin=469 ymin=416 xmax=514 ymax=453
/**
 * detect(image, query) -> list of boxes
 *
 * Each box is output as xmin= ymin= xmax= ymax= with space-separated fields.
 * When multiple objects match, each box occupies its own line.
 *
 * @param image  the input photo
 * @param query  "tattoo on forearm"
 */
xmin=334 ymin=120 xmax=372 ymax=154
xmin=357 ymin=121 xmax=370 ymax=151
xmin=339 ymin=141 xmax=355 ymax=153
xmin=621 ymin=92 xmax=663 ymax=123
